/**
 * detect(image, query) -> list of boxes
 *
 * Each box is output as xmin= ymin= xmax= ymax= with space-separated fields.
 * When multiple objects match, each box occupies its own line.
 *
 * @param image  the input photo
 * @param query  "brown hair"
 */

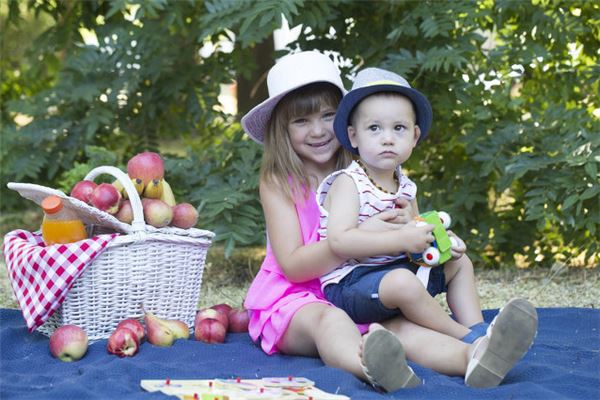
xmin=261 ymin=82 xmax=351 ymax=201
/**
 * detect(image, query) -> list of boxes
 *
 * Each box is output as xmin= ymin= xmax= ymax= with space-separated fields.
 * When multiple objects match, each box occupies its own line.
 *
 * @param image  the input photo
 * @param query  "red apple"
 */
xmin=127 ymin=152 xmax=164 ymax=187
xmin=115 ymin=200 xmax=134 ymax=224
xmin=196 ymin=307 xmax=228 ymax=331
xmin=228 ymin=308 xmax=250 ymax=333
xmin=49 ymin=325 xmax=88 ymax=362
xmin=211 ymin=303 xmax=233 ymax=316
xmin=116 ymin=318 xmax=145 ymax=343
xmin=107 ymin=327 xmax=139 ymax=357
xmin=171 ymin=203 xmax=199 ymax=229
xmin=194 ymin=318 xmax=226 ymax=344
xmin=90 ymin=183 xmax=122 ymax=214
xmin=70 ymin=180 xmax=97 ymax=204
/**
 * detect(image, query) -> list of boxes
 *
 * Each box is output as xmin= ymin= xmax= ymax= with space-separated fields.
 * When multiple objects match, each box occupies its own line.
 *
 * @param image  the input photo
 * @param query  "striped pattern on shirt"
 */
xmin=316 ymin=161 xmax=417 ymax=288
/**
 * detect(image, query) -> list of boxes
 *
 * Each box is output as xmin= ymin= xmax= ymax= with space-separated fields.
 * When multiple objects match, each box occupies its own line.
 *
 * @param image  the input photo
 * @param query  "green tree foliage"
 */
xmin=1 ymin=0 xmax=598 ymax=265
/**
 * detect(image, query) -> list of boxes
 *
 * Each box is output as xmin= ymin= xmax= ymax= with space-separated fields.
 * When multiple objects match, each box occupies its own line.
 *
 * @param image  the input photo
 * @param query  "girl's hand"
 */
xmin=399 ymin=221 xmax=435 ymax=253
xmin=392 ymin=197 xmax=414 ymax=224
xmin=448 ymin=230 xmax=467 ymax=259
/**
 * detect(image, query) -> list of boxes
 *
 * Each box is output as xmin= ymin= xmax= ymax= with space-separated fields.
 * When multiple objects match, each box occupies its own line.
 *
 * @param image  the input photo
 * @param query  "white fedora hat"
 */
xmin=241 ymin=50 xmax=346 ymax=144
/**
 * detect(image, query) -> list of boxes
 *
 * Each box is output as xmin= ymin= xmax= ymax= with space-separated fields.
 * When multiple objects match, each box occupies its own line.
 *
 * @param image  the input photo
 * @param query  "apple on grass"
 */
xmin=49 ymin=325 xmax=88 ymax=362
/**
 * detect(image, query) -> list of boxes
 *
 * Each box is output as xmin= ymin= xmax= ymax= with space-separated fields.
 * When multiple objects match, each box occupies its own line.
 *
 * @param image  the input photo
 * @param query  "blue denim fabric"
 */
xmin=323 ymin=261 xmax=447 ymax=324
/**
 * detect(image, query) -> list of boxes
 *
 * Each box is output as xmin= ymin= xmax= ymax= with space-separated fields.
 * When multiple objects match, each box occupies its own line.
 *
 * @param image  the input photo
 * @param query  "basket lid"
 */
xmin=8 ymin=166 xmax=216 ymax=240
xmin=8 ymin=182 xmax=132 ymax=234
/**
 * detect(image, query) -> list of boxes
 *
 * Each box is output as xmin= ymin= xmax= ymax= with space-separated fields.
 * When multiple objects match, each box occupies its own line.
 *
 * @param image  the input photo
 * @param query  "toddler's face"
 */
xmin=349 ymin=94 xmax=420 ymax=173
xmin=287 ymin=105 xmax=341 ymax=169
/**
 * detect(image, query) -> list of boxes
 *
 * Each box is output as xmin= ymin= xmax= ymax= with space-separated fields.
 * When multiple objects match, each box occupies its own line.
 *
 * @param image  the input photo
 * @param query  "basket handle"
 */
xmin=84 ymin=166 xmax=146 ymax=232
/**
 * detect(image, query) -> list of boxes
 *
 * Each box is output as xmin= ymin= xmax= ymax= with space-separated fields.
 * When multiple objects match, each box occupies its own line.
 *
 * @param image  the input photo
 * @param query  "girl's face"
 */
xmin=287 ymin=105 xmax=341 ymax=171
xmin=349 ymin=94 xmax=420 ymax=175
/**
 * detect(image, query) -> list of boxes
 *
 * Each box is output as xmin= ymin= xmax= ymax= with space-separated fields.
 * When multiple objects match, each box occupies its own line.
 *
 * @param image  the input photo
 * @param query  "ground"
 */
xmin=1 ymin=242 xmax=598 ymax=311
xmin=195 ymin=247 xmax=600 ymax=311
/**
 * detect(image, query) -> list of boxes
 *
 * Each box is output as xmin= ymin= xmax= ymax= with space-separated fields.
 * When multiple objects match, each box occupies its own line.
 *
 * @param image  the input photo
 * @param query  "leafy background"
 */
xmin=1 ymin=0 xmax=598 ymax=267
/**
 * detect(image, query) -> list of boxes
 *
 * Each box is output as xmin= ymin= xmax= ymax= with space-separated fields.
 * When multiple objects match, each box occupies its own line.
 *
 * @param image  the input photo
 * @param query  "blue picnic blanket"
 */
xmin=1 ymin=307 xmax=598 ymax=399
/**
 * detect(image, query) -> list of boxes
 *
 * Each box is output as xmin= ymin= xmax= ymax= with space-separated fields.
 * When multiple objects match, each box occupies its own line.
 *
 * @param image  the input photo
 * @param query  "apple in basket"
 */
xmin=115 ymin=200 xmax=134 ymax=224
xmin=142 ymin=198 xmax=173 ymax=228
xmin=70 ymin=180 xmax=97 ymax=204
xmin=90 ymin=183 xmax=122 ymax=214
xmin=171 ymin=203 xmax=199 ymax=229
xmin=107 ymin=327 xmax=140 ymax=357
xmin=127 ymin=152 xmax=164 ymax=187
xmin=49 ymin=325 xmax=89 ymax=362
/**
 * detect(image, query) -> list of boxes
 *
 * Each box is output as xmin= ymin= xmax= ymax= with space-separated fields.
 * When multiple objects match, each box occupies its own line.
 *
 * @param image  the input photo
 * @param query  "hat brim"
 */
xmin=241 ymin=90 xmax=289 ymax=144
xmin=242 ymin=81 xmax=346 ymax=144
xmin=333 ymin=84 xmax=433 ymax=155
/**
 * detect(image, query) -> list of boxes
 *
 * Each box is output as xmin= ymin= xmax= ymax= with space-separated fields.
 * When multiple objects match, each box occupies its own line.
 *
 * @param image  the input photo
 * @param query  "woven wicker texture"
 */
xmin=8 ymin=166 xmax=215 ymax=341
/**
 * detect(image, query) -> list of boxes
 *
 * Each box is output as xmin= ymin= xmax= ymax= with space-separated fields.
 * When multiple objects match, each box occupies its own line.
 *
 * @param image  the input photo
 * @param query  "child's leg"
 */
xmin=278 ymin=303 xmax=419 ymax=391
xmin=278 ymin=303 xmax=364 ymax=376
xmin=382 ymin=315 xmax=470 ymax=376
xmin=444 ymin=255 xmax=485 ymax=327
xmin=384 ymin=298 xmax=537 ymax=387
xmin=379 ymin=268 xmax=470 ymax=339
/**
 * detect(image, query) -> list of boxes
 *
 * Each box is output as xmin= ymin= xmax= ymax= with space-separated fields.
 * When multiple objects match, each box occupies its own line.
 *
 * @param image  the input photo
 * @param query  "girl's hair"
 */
xmin=261 ymin=82 xmax=351 ymax=201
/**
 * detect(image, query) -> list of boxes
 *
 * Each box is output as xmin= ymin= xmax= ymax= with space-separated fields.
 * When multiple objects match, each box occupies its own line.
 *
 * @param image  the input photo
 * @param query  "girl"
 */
xmin=241 ymin=51 xmax=535 ymax=391
xmin=242 ymin=50 xmax=420 ymax=391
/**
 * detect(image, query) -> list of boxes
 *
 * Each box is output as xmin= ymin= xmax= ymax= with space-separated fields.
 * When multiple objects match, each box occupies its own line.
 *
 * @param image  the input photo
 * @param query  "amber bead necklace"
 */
xmin=356 ymin=159 xmax=399 ymax=195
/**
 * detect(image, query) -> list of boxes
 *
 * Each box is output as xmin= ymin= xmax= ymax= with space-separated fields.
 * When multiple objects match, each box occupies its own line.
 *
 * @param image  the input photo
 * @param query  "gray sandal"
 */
xmin=465 ymin=298 xmax=538 ymax=388
xmin=361 ymin=328 xmax=422 ymax=392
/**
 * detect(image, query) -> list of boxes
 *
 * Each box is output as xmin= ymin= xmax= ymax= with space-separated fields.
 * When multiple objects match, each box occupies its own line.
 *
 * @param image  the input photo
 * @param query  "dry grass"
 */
xmin=1 ymin=244 xmax=598 ymax=313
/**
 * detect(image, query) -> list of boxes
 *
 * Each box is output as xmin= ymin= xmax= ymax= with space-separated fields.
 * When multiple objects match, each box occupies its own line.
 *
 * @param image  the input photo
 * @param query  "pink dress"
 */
xmin=244 ymin=189 xmax=368 ymax=354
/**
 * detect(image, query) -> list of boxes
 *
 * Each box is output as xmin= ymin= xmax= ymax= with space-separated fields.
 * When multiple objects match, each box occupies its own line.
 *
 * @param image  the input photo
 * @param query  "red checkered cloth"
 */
xmin=2 ymin=229 xmax=118 ymax=332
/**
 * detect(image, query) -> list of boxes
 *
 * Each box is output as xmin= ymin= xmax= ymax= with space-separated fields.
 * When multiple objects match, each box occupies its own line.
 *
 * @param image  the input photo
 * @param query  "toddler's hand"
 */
xmin=399 ymin=220 xmax=435 ymax=254
xmin=448 ymin=230 xmax=467 ymax=259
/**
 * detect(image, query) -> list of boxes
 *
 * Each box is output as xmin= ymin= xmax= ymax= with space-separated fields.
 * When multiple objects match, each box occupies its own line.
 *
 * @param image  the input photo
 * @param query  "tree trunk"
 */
xmin=235 ymin=36 xmax=274 ymax=119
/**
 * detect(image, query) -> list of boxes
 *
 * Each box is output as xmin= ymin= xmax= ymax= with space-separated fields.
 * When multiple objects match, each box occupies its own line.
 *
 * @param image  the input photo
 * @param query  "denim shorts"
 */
xmin=323 ymin=261 xmax=447 ymax=324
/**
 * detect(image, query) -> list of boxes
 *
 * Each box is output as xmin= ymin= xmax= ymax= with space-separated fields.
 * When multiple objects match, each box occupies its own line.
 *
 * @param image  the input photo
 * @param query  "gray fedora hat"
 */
xmin=333 ymin=68 xmax=432 ymax=155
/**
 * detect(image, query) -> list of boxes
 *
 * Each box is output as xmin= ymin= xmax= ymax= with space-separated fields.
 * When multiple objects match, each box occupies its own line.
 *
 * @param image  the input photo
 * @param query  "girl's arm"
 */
xmin=326 ymin=175 xmax=434 ymax=259
xmin=260 ymin=179 xmax=344 ymax=283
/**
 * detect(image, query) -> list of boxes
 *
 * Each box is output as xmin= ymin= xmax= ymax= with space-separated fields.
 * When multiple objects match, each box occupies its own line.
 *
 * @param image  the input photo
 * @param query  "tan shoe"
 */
xmin=361 ymin=328 xmax=422 ymax=392
xmin=465 ymin=298 xmax=538 ymax=388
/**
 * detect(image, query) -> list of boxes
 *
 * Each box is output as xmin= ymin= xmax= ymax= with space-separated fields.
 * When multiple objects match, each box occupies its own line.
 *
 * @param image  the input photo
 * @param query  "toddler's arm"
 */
xmin=325 ymin=175 xmax=434 ymax=259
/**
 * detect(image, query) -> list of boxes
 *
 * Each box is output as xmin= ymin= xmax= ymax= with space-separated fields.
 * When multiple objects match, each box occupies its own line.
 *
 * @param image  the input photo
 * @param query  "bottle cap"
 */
xmin=41 ymin=195 xmax=63 ymax=214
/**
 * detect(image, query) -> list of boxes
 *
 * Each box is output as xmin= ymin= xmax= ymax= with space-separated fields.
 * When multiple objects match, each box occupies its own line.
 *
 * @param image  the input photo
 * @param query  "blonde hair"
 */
xmin=261 ymin=82 xmax=351 ymax=201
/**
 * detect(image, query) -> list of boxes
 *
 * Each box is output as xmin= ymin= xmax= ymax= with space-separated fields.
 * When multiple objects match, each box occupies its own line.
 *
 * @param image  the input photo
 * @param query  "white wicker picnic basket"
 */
xmin=7 ymin=166 xmax=215 ymax=341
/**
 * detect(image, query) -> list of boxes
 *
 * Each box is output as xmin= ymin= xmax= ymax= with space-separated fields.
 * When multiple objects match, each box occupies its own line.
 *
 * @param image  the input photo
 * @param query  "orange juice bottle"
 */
xmin=41 ymin=195 xmax=87 ymax=245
